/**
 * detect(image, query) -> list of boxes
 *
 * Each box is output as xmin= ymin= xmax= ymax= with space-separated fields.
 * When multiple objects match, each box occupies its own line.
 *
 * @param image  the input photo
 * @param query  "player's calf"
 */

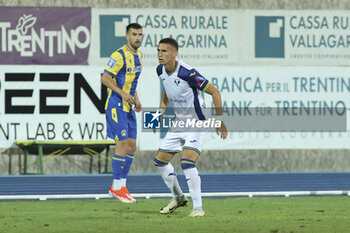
xmin=181 ymin=158 xmax=205 ymax=215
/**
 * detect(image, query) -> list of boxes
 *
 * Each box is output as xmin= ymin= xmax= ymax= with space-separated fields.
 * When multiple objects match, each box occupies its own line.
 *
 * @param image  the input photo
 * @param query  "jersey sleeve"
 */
xmin=104 ymin=52 xmax=124 ymax=77
xmin=185 ymin=68 xmax=210 ymax=92
xmin=156 ymin=65 xmax=163 ymax=76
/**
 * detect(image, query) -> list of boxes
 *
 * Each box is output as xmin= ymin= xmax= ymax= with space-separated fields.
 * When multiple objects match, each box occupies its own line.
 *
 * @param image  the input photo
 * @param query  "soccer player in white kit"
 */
xmin=154 ymin=38 xmax=228 ymax=217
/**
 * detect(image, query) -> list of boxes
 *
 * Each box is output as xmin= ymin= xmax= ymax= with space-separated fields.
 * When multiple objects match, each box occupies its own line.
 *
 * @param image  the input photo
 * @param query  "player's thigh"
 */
xmin=157 ymin=132 xmax=182 ymax=162
xmin=127 ymin=111 xmax=137 ymax=141
xmin=106 ymin=107 xmax=128 ymax=155
xmin=159 ymin=132 xmax=182 ymax=154
xmin=105 ymin=107 xmax=128 ymax=141
xmin=181 ymin=131 xmax=208 ymax=161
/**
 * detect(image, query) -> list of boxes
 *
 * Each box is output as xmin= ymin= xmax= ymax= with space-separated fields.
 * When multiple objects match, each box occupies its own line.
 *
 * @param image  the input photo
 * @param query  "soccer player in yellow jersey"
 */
xmin=101 ymin=23 xmax=143 ymax=203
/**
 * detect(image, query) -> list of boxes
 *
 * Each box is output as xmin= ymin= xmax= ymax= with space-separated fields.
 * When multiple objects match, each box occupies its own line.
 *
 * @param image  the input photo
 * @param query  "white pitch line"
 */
xmin=0 ymin=190 xmax=349 ymax=200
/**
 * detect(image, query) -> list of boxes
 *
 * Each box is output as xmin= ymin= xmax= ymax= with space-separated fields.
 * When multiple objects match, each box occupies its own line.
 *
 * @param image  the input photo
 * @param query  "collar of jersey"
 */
xmin=125 ymin=44 xmax=138 ymax=55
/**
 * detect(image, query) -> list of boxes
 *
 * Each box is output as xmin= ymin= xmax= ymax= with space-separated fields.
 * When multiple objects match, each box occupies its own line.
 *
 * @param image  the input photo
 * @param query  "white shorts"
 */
xmin=159 ymin=131 xmax=208 ymax=154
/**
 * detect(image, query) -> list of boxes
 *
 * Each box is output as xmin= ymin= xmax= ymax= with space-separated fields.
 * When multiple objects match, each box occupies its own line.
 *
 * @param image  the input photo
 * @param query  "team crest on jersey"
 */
xmin=107 ymin=58 xmax=116 ymax=68
xmin=121 ymin=130 xmax=127 ymax=136
xmin=174 ymin=79 xmax=180 ymax=86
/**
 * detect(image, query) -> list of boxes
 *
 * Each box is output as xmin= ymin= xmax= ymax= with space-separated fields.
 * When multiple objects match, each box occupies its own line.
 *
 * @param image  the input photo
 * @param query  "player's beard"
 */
xmin=130 ymin=40 xmax=141 ymax=51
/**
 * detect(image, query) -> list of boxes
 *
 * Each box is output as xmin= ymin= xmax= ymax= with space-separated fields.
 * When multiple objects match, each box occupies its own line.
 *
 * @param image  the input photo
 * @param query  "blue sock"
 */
xmin=121 ymin=153 xmax=134 ymax=179
xmin=112 ymin=154 xmax=125 ymax=180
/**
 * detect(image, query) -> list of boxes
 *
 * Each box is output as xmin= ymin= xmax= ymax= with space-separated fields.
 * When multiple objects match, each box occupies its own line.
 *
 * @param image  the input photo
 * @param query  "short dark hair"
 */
xmin=159 ymin=38 xmax=178 ymax=51
xmin=126 ymin=23 xmax=142 ymax=33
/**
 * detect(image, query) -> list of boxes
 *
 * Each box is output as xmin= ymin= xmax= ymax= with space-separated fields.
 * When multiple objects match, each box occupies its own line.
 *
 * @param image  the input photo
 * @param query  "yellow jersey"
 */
xmin=104 ymin=44 xmax=143 ymax=112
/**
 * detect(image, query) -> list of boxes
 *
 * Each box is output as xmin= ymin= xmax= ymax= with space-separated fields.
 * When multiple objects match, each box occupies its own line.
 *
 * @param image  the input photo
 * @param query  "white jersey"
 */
xmin=156 ymin=60 xmax=210 ymax=121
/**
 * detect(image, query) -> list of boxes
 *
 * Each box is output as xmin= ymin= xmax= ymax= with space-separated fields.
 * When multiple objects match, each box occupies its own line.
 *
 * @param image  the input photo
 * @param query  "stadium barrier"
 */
xmin=15 ymin=140 xmax=115 ymax=174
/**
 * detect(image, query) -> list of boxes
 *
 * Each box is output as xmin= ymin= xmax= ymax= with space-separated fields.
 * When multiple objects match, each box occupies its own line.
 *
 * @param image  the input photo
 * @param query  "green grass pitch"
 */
xmin=1 ymin=196 xmax=350 ymax=233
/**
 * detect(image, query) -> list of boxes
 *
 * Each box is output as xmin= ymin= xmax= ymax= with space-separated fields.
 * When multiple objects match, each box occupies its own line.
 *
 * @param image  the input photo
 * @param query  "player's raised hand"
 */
xmin=216 ymin=121 xmax=228 ymax=139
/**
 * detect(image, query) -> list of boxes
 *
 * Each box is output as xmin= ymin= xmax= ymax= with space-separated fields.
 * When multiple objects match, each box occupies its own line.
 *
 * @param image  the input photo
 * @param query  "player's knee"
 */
xmin=128 ymin=143 xmax=136 ymax=154
xmin=181 ymin=158 xmax=196 ymax=170
xmin=153 ymin=156 xmax=169 ymax=167
xmin=115 ymin=139 xmax=129 ymax=154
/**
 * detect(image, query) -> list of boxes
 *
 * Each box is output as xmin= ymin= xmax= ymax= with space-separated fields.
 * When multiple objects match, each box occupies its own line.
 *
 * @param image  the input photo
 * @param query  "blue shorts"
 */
xmin=105 ymin=107 xmax=136 ymax=141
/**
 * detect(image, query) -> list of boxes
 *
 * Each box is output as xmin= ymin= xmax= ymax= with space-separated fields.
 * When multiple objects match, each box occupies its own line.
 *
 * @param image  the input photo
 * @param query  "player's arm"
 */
xmin=159 ymin=89 xmax=169 ymax=110
xmin=134 ymin=91 xmax=142 ymax=112
xmin=101 ymin=72 xmax=135 ymax=105
xmin=184 ymin=68 xmax=227 ymax=139
xmin=153 ymin=89 xmax=168 ymax=134
xmin=204 ymin=83 xmax=228 ymax=139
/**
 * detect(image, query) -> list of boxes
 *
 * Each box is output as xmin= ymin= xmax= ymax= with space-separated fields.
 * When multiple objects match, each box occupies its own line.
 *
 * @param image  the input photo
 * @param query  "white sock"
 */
xmin=173 ymin=177 xmax=184 ymax=201
xmin=158 ymin=163 xmax=184 ymax=200
xmin=183 ymin=167 xmax=202 ymax=210
xmin=121 ymin=178 xmax=126 ymax=187
xmin=112 ymin=179 xmax=122 ymax=190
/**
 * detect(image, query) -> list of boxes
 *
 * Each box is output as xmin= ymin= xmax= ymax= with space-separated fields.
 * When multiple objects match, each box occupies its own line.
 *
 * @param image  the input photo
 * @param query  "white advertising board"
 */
xmin=90 ymin=9 xmax=239 ymax=66
xmin=1 ymin=65 xmax=350 ymax=149
xmin=89 ymin=9 xmax=350 ymax=66
xmin=240 ymin=11 xmax=350 ymax=66
xmin=0 ymin=66 xmax=159 ymax=148
xmin=138 ymin=66 xmax=350 ymax=150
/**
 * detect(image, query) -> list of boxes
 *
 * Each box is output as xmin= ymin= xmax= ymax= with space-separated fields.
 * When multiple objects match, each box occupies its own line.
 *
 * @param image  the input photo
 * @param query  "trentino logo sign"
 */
xmin=99 ymin=15 xmax=130 ymax=57
xmin=255 ymin=16 xmax=285 ymax=58
xmin=0 ymin=7 xmax=91 ymax=65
